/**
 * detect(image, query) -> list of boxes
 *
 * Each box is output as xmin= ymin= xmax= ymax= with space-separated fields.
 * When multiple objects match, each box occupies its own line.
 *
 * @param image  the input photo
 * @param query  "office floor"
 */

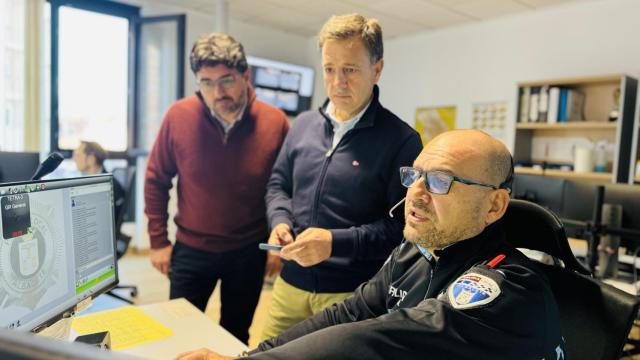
xmin=116 ymin=251 xmax=640 ymax=358
xmin=114 ymin=251 xmax=272 ymax=349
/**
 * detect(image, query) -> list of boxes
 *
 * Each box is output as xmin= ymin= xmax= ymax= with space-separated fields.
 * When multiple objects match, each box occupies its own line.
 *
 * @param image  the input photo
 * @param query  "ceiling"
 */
xmin=147 ymin=0 xmax=588 ymax=39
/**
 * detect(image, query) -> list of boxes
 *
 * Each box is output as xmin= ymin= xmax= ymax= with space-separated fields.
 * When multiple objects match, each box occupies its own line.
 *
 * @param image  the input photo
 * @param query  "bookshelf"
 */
xmin=514 ymin=167 xmax=612 ymax=181
xmin=515 ymin=122 xmax=617 ymax=130
xmin=513 ymin=74 xmax=638 ymax=183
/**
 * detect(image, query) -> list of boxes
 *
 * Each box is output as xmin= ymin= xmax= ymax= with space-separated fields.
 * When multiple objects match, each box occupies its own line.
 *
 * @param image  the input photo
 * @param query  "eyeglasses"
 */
xmin=399 ymin=166 xmax=509 ymax=195
xmin=197 ymin=75 xmax=238 ymax=92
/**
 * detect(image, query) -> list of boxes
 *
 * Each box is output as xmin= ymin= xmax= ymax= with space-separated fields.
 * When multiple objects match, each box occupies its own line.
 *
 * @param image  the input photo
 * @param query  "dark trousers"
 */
xmin=169 ymin=241 xmax=266 ymax=344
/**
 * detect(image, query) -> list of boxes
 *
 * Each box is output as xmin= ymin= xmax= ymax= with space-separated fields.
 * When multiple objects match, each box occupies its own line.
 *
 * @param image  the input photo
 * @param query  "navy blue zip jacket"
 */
xmin=266 ymin=85 xmax=422 ymax=292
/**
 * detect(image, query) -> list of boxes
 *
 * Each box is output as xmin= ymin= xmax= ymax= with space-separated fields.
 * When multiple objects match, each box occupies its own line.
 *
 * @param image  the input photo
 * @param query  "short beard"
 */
xmin=212 ymin=86 xmax=247 ymax=118
xmin=403 ymin=224 xmax=465 ymax=250
xmin=403 ymin=199 xmax=485 ymax=250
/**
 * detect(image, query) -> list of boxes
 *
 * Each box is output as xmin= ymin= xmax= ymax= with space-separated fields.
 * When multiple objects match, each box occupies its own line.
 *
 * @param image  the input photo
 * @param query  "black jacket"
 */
xmin=265 ymin=86 xmax=422 ymax=292
xmin=249 ymin=223 xmax=566 ymax=359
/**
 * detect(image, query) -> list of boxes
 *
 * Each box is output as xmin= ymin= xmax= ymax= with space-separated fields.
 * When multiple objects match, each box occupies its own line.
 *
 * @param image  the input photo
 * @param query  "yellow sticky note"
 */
xmin=72 ymin=306 xmax=173 ymax=350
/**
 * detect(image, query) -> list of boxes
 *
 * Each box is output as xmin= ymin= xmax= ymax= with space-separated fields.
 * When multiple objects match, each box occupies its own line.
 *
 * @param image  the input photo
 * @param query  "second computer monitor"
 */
xmin=0 ymin=152 xmax=40 ymax=183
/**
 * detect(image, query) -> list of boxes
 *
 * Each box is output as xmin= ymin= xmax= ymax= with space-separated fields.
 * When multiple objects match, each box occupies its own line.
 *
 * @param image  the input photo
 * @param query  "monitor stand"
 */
xmin=34 ymin=297 xmax=93 ymax=341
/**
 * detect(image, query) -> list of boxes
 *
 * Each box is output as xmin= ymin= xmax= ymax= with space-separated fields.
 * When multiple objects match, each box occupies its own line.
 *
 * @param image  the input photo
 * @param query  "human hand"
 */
xmin=268 ymin=223 xmax=294 ymax=246
xmin=280 ymin=227 xmax=332 ymax=267
xmin=150 ymin=245 xmax=173 ymax=276
xmin=265 ymin=223 xmax=293 ymax=277
xmin=174 ymin=348 xmax=233 ymax=360
xmin=265 ymin=252 xmax=283 ymax=277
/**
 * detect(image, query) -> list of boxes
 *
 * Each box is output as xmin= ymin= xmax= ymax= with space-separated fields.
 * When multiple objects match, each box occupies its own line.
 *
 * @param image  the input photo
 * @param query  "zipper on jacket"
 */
xmin=424 ymin=261 xmax=438 ymax=300
xmin=310 ymin=157 xmax=332 ymax=224
xmin=309 ymin=129 xmax=356 ymax=224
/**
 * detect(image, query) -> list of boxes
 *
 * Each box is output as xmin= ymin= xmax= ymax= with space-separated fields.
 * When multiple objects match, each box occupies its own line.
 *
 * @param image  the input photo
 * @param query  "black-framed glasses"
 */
xmin=399 ymin=166 xmax=509 ymax=195
xmin=197 ymin=74 xmax=237 ymax=92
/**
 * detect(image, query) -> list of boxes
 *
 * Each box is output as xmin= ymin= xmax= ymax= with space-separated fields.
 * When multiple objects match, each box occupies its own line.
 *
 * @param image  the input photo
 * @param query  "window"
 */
xmin=51 ymin=0 xmax=138 ymax=155
xmin=0 ymin=0 xmax=25 ymax=151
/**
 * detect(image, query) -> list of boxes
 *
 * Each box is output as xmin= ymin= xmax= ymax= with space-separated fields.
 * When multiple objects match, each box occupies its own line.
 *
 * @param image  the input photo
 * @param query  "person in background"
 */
xmin=73 ymin=140 xmax=125 ymax=219
xmin=174 ymin=129 xmax=566 ymax=360
xmin=144 ymin=32 xmax=289 ymax=344
xmin=260 ymin=13 xmax=422 ymax=340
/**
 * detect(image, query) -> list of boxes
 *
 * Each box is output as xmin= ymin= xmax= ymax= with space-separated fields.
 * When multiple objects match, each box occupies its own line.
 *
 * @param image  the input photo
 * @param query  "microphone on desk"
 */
xmin=31 ymin=152 xmax=64 ymax=180
xmin=388 ymin=197 xmax=406 ymax=218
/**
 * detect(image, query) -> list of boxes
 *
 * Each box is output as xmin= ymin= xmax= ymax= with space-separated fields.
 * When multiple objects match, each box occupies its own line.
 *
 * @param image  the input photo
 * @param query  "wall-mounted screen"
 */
xmin=247 ymin=56 xmax=314 ymax=116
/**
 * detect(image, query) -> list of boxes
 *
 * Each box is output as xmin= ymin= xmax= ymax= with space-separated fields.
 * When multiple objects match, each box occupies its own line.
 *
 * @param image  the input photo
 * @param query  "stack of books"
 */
xmin=518 ymin=85 xmax=585 ymax=123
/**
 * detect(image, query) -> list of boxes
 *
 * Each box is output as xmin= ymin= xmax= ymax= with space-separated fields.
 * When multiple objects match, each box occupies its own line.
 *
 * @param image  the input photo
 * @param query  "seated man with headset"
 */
xmin=176 ymin=129 xmax=565 ymax=360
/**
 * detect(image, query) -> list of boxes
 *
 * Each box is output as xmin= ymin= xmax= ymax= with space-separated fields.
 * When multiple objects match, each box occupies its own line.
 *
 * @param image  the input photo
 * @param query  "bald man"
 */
xmin=175 ymin=130 xmax=565 ymax=360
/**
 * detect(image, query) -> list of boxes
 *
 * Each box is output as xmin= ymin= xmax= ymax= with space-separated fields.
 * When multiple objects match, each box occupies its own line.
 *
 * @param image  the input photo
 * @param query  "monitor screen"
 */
xmin=0 ymin=175 xmax=118 ymax=332
xmin=247 ymin=56 xmax=314 ymax=116
xmin=0 ymin=152 xmax=40 ymax=183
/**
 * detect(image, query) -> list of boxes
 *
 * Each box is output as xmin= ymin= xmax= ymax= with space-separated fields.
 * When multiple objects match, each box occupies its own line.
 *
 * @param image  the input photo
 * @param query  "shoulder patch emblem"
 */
xmin=447 ymin=272 xmax=501 ymax=310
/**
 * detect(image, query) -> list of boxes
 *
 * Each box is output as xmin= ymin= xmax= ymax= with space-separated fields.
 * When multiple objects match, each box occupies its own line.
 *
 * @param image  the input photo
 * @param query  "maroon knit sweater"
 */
xmin=144 ymin=89 xmax=289 ymax=252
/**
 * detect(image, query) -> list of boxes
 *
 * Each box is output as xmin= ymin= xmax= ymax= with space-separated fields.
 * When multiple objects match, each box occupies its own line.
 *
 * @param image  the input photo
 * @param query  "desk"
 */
xmin=74 ymin=298 xmax=248 ymax=360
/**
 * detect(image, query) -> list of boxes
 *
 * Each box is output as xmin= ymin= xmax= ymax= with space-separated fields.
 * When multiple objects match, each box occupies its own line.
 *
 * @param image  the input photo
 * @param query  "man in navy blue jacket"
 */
xmin=260 ymin=13 xmax=422 ymax=339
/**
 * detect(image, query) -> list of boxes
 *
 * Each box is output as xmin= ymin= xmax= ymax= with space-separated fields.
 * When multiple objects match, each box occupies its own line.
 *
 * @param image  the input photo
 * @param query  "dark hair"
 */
xmin=80 ymin=141 xmax=107 ymax=166
xmin=190 ymin=33 xmax=248 ymax=74
xmin=318 ymin=13 xmax=383 ymax=64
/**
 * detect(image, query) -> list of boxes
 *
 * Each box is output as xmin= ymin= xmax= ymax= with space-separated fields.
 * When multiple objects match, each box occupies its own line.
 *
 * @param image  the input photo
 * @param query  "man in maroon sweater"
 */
xmin=144 ymin=33 xmax=289 ymax=344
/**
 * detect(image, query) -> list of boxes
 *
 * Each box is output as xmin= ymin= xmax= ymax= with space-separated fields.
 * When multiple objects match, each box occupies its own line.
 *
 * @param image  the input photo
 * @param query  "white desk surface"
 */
xmin=77 ymin=298 xmax=248 ymax=360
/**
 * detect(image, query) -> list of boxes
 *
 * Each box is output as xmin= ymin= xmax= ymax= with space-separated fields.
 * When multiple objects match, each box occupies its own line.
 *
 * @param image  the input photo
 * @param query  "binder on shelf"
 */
xmin=538 ymin=85 xmax=549 ymax=123
xmin=558 ymin=88 xmax=568 ymax=123
xmin=547 ymin=87 xmax=560 ymax=124
xmin=529 ymin=87 xmax=540 ymax=123
xmin=519 ymin=87 xmax=531 ymax=123
xmin=566 ymin=89 xmax=586 ymax=121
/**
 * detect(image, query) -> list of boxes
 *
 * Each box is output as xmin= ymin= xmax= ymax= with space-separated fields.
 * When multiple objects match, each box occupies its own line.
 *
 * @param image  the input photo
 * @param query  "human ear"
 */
xmin=484 ymin=189 xmax=510 ymax=225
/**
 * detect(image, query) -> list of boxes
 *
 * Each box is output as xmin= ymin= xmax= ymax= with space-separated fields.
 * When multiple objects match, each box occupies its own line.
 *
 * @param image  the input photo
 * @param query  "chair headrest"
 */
xmin=502 ymin=199 xmax=590 ymax=275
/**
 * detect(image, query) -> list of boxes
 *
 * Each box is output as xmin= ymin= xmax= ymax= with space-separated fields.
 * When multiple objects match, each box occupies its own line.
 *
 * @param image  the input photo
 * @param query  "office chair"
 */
xmin=501 ymin=199 xmax=640 ymax=360
xmin=107 ymin=167 xmax=138 ymax=304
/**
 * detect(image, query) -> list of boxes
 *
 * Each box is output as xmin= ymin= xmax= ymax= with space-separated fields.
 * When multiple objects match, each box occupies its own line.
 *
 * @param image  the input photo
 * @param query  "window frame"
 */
xmin=50 ymin=0 xmax=139 ymax=159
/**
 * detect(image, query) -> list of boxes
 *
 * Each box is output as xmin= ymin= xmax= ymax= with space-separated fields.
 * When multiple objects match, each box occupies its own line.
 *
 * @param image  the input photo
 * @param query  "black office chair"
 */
xmin=107 ymin=167 xmax=138 ymax=304
xmin=502 ymin=199 xmax=640 ymax=360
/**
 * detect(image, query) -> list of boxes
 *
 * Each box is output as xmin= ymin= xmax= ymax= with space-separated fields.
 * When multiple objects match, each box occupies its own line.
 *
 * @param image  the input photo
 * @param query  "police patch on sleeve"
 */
xmin=447 ymin=272 xmax=501 ymax=310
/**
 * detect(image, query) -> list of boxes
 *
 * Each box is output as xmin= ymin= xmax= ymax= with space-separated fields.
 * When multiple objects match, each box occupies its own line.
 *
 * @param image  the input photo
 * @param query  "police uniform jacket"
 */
xmin=247 ymin=222 xmax=566 ymax=359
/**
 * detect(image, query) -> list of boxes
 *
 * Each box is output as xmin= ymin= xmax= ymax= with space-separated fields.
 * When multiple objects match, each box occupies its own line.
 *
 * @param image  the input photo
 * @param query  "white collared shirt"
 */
xmin=211 ymin=101 xmax=247 ymax=134
xmin=325 ymin=100 xmax=371 ymax=150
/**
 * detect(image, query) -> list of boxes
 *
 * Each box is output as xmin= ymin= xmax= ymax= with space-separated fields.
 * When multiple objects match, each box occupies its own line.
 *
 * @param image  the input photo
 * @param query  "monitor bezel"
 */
xmin=0 ymin=174 xmax=120 ymax=332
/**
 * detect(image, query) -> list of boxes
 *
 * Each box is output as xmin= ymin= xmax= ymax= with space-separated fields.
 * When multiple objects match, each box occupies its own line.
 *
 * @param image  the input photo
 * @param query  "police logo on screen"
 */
xmin=0 ymin=200 xmax=62 ymax=311
xmin=447 ymin=272 xmax=500 ymax=310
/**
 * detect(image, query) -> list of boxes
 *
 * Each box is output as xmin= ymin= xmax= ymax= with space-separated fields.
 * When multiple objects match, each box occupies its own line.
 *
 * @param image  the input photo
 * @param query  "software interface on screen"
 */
xmin=0 ymin=176 xmax=117 ymax=331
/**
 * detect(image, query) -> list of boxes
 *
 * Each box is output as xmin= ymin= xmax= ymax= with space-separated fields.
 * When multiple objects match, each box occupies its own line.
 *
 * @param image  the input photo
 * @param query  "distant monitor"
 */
xmin=0 ymin=175 xmax=118 ymax=332
xmin=248 ymin=56 xmax=314 ymax=116
xmin=276 ymin=92 xmax=299 ymax=112
xmin=0 ymin=152 xmax=40 ymax=183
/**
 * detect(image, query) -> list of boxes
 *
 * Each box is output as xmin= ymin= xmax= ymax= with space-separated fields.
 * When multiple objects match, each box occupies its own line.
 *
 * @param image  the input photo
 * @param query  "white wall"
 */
xmin=379 ymin=0 xmax=640 ymax=151
xmin=125 ymin=0 xmax=316 ymax=97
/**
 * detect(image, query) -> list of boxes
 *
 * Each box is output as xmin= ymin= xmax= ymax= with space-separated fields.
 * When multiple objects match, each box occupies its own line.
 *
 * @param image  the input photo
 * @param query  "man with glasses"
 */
xmin=176 ymin=129 xmax=565 ymax=360
xmin=144 ymin=33 xmax=289 ymax=344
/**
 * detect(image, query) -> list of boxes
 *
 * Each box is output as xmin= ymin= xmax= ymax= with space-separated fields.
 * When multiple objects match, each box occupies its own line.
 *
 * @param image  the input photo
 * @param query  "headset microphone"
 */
xmin=388 ymin=197 xmax=406 ymax=218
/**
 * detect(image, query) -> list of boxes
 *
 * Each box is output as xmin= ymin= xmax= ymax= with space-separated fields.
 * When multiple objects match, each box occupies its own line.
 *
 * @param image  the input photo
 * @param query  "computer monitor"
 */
xmin=0 ymin=175 xmax=118 ymax=332
xmin=511 ymin=174 xmax=566 ymax=214
xmin=0 ymin=152 xmax=40 ymax=183
xmin=247 ymin=56 xmax=314 ymax=116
